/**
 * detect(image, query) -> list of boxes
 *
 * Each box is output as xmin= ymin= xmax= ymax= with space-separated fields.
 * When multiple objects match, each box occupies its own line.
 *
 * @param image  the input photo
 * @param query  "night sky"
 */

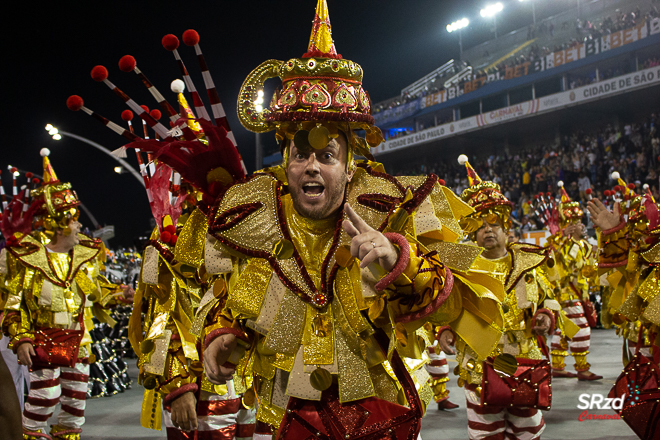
xmin=6 ymin=0 xmax=568 ymax=246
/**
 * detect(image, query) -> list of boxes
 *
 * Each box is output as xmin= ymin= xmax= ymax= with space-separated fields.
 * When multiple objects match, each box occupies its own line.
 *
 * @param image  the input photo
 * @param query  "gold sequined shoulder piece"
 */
xmin=642 ymin=241 xmax=660 ymax=264
xmin=505 ymin=243 xmax=549 ymax=292
xmin=7 ymin=234 xmax=99 ymax=288
xmin=209 ymin=174 xmax=329 ymax=307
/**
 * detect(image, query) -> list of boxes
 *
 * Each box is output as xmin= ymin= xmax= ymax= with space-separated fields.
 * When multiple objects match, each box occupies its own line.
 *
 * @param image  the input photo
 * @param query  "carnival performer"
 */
xmin=66 ymin=16 xmax=262 ymax=438
xmin=124 ymin=96 xmax=255 ymax=439
xmin=0 ymin=169 xmax=37 ymax=411
xmin=546 ymin=182 xmax=602 ymax=380
xmin=437 ymin=155 xmax=575 ymax=440
xmin=0 ymin=150 xmax=134 ymax=440
xmin=587 ymin=173 xmax=660 ymax=362
xmin=187 ymin=2 xmax=512 ymax=436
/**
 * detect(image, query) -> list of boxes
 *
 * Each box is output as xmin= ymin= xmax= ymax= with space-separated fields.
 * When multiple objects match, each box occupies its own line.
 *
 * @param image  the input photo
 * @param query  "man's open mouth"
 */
xmin=302 ymin=183 xmax=325 ymax=198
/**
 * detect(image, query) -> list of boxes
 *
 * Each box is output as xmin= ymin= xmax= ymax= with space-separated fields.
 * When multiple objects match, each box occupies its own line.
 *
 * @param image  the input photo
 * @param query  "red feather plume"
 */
xmin=1 ymin=197 xmax=42 ymax=239
xmin=125 ymin=119 xmax=245 ymax=199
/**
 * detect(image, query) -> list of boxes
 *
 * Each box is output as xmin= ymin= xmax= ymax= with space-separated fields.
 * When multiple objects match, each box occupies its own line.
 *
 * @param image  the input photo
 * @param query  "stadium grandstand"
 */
xmin=370 ymin=0 xmax=660 ymax=225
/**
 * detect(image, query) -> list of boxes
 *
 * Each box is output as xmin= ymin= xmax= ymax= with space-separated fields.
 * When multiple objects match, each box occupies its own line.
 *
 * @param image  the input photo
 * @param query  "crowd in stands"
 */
xmin=374 ymin=4 xmax=658 ymax=115
xmin=386 ymin=111 xmax=660 ymax=229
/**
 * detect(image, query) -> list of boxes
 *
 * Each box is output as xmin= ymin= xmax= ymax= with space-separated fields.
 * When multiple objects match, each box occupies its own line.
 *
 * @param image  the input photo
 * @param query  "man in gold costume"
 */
xmin=1 ymin=149 xmax=133 ymax=440
xmin=189 ymin=2 xmax=504 ymax=438
xmin=547 ymin=183 xmax=602 ymax=380
xmin=438 ymin=155 xmax=574 ymax=440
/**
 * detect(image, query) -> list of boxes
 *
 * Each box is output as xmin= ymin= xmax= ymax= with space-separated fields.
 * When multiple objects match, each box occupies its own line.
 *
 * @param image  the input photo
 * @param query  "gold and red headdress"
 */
xmin=31 ymin=149 xmax=80 ymax=237
xmin=236 ymin=0 xmax=382 ymax=161
xmin=556 ymin=180 xmax=583 ymax=227
xmin=458 ymin=155 xmax=513 ymax=231
xmin=610 ymin=171 xmax=658 ymax=231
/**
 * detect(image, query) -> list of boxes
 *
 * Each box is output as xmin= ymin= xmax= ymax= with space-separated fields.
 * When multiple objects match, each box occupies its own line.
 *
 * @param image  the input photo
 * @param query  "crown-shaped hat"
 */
xmin=458 ymin=155 xmax=513 ymax=231
xmin=556 ymin=181 xmax=583 ymax=227
xmin=611 ymin=171 xmax=656 ymax=230
xmin=236 ymin=0 xmax=382 ymax=159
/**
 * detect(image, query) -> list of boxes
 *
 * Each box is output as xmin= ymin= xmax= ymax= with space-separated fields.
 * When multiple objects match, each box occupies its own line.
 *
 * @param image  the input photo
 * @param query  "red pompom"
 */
xmin=528 ymin=201 xmax=532 ymax=205
xmin=546 ymin=192 xmax=551 ymax=196
xmin=438 ymin=179 xmax=445 ymax=186
xmin=182 ymin=29 xmax=200 ymax=46
xmin=627 ymin=183 xmax=635 ymax=189
xmin=604 ymin=190 xmax=611 ymax=196
xmin=118 ymin=55 xmax=136 ymax=72
xmin=150 ymin=109 xmax=162 ymax=120
xmin=140 ymin=105 xmax=149 ymax=113
xmin=25 ymin=172 xmax=33 ymax=178
xmin=66 ymin=95 xmax=84 ymax=111
xmin=585 ymin=188 xmax=592 ymax=195
xmin=171 ymin=235 xmax=178 ymax=245
xmin=160 ymin=231 xmax=172 ymax=243
xmin=162 ymin=34 xmax=180 ymax=51
xmin=121 ymin=110 xmax=134 ymax=121
xmin=10 ymin=167 xmax=17 ymax=173
xmin=91 ymin=65 xmax=108 ymax=82
xmin=614 ymin=185 xmax=621 ymax=192
xmin=164 ymin=224 xmax=176 ymax=235
xmin=538 ymin=192 xmax=543 ymax=196
xmin=32 ymin=178 xmax=40 ymax=184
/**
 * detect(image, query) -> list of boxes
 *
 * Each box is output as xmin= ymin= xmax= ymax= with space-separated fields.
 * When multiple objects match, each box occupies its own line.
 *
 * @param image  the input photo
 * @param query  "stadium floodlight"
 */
xmin=446 ymin=18 xmax=469 ymax=33
xmin=480 ymin=3 xmax=504 ymax=38
xmin=446 ymin=18 xmax=470 ymax=61
xmin=480 ymin=2 xmax=503 ymax=18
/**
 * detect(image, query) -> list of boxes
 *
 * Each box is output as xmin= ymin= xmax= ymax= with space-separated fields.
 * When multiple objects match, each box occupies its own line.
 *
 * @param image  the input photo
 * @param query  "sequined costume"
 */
xmin=595 ymin=174 xmax=660 ymax=362
xmin=546 ymin=184 xmax=601 ymax=378
xmin=186 ymin=3 xmax=504 ymax=436
xmin=448 ymin=156 xmax=573 ymax=440
xmin=0 ymin=151 xmax=128 ymax=440
xmin=130 ymin=213 xmax=255 ymax=440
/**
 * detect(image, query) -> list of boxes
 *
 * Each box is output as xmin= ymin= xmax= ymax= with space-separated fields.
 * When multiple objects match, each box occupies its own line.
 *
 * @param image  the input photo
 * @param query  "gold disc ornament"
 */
xmin=310 ymin=367 xmax=332 ymax=391
xmin=492 ymin=353 xmax=518 ymax=377
xmin=308 ymin=125 xmax=330 ymax=149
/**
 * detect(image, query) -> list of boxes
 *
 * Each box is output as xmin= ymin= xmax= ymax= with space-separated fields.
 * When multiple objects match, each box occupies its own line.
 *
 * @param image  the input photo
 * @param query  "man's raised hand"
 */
xmin=342 ymin=203 xmax=399 ymax=271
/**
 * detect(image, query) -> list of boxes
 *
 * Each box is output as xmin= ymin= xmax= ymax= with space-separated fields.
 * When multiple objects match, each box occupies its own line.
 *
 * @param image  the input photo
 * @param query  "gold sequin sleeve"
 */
xmin=1 ymin=251 xmax=35 ymax=350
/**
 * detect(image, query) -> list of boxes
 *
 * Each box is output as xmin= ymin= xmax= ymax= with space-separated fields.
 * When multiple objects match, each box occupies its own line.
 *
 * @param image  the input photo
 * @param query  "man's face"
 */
xmin=476 ymin=218 xmax=508 ymax=253
xmin=56 ymin=220 xmax=81 ymax=251
xmin=286 ymin=133 xmax=353 ymax=220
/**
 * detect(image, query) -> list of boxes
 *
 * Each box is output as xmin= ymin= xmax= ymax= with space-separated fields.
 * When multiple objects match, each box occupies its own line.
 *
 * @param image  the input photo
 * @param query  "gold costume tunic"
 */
xmin=185 ymin=162 xmax=505 ymax=428
xmin=1 ymin=233 xmax=121 ymax=356
xmin=547 ymin=234 xmax=597 ymax=302
xmin=455 ymin=242 xmax=568 ymax=387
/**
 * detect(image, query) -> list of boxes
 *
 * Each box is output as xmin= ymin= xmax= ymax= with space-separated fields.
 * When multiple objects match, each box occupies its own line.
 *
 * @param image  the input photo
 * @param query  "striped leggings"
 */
xmin=552 ymin=300 xmax=590 ymax=354
xmin=425 ymin=344 xmax=450 ymax=402
xmin=23 ymin=363 xmax=89 ymax=433
xmin=163 ymin=389 xmax=256 ymax=440
xmin=464 ymin=385 xmax=545 ymax=440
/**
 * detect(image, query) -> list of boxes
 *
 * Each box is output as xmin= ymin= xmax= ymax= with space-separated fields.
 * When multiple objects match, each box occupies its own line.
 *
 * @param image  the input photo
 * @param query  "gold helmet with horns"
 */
xmin=31 ymin=148 xmax=81 ymax=238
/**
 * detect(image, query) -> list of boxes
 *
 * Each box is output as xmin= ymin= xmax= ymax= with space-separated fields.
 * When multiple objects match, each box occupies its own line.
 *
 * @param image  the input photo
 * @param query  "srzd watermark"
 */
xmin=576 ymin=393 xmax=623 ymax=421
